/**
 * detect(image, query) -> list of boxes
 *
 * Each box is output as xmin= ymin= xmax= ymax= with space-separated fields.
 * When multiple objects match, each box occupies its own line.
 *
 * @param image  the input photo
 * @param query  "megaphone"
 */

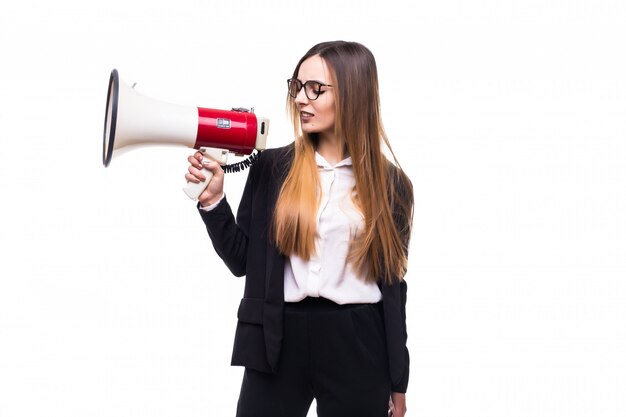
xmin=102 ymin=69 xmax=269 ymax=200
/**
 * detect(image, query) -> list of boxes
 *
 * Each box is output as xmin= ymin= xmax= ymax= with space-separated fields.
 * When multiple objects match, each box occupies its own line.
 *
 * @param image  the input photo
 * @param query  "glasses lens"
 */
xmin=288 ymin=79 xmax=301 ymax=98
xmin=304 ymin=81 xmax=322 ymax=100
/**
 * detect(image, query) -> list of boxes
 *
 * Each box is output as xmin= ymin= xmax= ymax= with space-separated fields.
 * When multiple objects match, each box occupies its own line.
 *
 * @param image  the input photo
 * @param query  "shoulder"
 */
xmin=254 ymin=142 xmax=295 ymax=175
xmin=385 ymin=159 xmax=413 ymax=204
xmin=257 ymin=142 xmax=295 ymax=164
xmin=245 ymin=142 xmax=295 ymax=188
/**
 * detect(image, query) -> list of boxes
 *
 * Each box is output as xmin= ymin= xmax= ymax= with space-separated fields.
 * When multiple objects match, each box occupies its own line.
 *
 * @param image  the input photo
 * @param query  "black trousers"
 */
xmin=236 ymin=297 xmax=391 ymax=417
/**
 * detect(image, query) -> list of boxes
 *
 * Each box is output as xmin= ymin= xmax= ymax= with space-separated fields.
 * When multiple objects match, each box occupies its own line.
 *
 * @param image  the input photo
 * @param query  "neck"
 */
xmin=316 ymin=133 xmax=346 ymax=166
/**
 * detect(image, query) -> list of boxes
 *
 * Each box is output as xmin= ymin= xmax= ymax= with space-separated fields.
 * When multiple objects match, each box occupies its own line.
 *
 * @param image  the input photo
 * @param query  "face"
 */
xmin=293 ymin=55 xmax=336 ymax=139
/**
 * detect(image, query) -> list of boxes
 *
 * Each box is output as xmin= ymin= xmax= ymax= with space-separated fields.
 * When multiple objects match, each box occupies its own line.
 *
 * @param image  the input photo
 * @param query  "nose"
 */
xmin=294 ymin=86 xmax=309 ymax=105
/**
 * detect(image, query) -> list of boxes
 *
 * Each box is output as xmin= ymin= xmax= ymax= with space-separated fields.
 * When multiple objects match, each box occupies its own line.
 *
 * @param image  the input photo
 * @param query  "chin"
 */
xmin=301 ymin=126 xmax=318 ymax=134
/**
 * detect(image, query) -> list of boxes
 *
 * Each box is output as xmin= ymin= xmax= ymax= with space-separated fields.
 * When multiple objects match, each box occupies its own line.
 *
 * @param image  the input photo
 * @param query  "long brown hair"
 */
xmin=273 ymin=41 xmax=413 ymax=284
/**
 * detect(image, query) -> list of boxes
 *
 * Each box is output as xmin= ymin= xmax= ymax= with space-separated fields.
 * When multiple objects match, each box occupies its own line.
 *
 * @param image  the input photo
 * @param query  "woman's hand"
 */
xmin=388 ymin=392 xmax=407 ymax=417
xmin=185 ymin=151 xmax=225 ymax=207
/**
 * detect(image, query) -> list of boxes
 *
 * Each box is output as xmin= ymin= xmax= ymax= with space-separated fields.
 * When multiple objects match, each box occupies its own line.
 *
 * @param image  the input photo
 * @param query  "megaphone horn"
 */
xmin=102 ymin=69 xmax=269 ymax=200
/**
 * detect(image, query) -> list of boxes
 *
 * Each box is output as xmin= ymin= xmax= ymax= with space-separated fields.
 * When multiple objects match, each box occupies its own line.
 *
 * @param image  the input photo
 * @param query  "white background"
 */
xmin=1 ymin=0 xmax=625 ymax=416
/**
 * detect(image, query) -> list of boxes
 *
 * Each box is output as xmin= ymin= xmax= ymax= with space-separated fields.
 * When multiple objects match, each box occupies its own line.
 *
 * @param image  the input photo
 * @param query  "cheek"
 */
xmin=320 ymin=100 xmax=335 ymax=122
xmin=327 ymin=107 xmax=336 ymax=125
xmin=327 ymin=109 xmax=336 ymax=125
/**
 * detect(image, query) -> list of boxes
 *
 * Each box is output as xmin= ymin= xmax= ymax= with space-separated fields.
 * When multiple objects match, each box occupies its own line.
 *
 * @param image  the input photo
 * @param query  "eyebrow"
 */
xmin=296 ymin=78 xmax=329 ymax=84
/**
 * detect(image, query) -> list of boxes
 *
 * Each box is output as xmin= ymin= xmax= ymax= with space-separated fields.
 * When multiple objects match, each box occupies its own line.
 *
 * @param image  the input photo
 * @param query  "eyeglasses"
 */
xmin=287 ymin=78 xmax=333 ymax=101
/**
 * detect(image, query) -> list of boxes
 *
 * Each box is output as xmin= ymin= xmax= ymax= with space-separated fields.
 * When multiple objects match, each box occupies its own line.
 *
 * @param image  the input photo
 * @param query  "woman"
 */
xmin=185 ymin=41 xmax=413 ymax=417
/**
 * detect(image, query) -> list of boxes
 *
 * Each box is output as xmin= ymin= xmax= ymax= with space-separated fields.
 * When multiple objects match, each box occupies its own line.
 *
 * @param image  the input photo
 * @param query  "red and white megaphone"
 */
xmin=102 ymin=69 xmax=269 ymax=200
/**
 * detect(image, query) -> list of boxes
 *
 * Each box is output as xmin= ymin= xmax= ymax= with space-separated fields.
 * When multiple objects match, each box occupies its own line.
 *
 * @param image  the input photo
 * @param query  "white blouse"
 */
xmin=200 ymin=152 xmax=382 ymax=305
xmin=283 ymin=153 xmax=382 ymax=304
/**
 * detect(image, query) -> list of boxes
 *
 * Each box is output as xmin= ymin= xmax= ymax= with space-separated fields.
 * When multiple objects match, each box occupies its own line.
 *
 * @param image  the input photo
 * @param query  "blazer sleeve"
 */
xmin=384 ymin=166 xmax=414 ymax=393
xmin=196 ymin=158 xmax=258 ymax=277
xmin=382 ymin=279 xmax=409 ymax=393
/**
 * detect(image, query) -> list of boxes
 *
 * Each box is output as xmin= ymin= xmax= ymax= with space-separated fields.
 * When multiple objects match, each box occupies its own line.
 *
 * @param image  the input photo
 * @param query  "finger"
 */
xmin=184 ymin=173 xmax=201 ymax=184
xmin=201 ymin=160 xmax=224 ymax=176
xmin=388 ymin=397 xmax=394 ymax=417
xmin=188 ymin=155 xmax=203 ymax=169
xmin=187 ymin=166 xmax=206 ymax=182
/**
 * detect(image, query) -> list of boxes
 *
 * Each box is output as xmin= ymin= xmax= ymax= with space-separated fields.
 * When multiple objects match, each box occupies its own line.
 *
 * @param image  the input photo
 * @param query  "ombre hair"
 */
xmin=273 ymin=41 xmax=413 ymax=284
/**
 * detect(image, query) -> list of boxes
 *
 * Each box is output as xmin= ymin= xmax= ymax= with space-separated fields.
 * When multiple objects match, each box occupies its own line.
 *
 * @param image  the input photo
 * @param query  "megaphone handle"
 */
xmin=182 ymin=147 xmax=229 ymax=201
xmin=182 ymin=167 xmax=214 ymax=200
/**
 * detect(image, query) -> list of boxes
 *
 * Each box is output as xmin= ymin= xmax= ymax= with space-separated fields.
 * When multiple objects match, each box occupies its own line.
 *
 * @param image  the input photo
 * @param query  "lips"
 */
xmin=301 ymin=111 xmax=314 ymax=122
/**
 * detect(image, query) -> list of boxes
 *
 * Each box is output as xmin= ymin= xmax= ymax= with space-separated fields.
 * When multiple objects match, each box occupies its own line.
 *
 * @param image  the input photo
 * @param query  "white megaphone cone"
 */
xmin=102 ymin=69 xmax=269 ymax=200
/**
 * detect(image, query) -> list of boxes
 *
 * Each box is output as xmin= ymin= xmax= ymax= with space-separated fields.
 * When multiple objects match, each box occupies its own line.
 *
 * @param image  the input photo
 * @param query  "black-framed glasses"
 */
xmin=287 ymin=78 xmax=333 ymax=101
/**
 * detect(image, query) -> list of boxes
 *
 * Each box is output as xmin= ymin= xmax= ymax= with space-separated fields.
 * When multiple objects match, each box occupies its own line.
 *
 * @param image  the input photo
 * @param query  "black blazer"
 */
xmin=198 ymin=143 xmax=412 ymax=393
